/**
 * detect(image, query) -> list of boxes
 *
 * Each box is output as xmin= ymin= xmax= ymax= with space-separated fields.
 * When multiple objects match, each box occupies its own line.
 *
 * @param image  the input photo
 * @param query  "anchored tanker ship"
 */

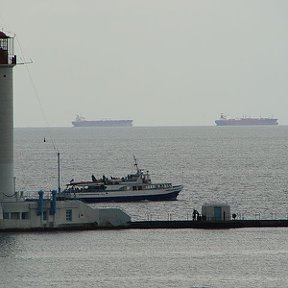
xmin=215 ymin=114 xmax=278 ymax=126
xmin=72 ymin=115 xmax=133 ymax=127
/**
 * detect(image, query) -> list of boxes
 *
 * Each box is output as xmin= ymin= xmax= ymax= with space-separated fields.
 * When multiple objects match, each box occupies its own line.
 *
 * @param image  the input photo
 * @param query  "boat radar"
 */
xmin=0 ymin=31 xmax=130 ymax=231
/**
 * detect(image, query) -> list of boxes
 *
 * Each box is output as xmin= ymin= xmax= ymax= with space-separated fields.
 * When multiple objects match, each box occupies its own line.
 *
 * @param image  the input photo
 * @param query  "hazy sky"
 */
xmin=1 ymin=0 xmax=288 ymax=127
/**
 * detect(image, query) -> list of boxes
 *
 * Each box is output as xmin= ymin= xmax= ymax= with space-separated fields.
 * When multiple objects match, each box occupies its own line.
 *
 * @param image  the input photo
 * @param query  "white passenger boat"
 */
xmin=59 ymin=158 xmax=183 ymax=203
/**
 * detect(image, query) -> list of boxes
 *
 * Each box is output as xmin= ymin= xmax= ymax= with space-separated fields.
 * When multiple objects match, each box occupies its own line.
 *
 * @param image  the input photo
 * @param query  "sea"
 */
xmin=1 ymin=126 xmax=288 ymax=287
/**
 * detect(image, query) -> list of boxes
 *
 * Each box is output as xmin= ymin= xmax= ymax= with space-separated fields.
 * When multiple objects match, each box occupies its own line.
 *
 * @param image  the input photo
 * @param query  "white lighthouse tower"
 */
xmin=0 ymin=31 xmax=16 ymax=202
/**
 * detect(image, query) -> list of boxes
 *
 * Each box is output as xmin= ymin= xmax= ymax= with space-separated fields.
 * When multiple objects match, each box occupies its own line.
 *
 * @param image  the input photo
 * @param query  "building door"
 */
xmin=214 ymin=207 xmax=222 ymax=221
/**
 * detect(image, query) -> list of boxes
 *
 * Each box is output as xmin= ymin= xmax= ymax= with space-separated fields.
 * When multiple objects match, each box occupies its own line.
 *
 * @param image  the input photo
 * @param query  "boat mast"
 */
xmin=57 ymin=152 xmax=61 ymax=193
xmin=133 ymin=155 xmax=140 ymax=173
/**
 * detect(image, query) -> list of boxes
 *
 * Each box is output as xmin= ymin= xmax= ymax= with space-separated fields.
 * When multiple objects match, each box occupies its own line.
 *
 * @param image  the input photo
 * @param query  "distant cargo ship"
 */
xmin=72 ymin=115 xmax=133 ymax=127
xmin=215 ymin=114 xmax=278 ymax=126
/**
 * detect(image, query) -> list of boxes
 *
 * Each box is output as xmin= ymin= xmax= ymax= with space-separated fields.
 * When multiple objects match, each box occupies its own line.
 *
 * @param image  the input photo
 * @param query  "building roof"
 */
xmin=0 ymin=31 xmax=8 ymax=39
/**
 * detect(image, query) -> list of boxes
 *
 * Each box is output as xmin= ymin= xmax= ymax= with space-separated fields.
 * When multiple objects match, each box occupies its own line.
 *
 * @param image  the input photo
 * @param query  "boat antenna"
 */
xmin=57 ymin=152 xmax=61 ymax=193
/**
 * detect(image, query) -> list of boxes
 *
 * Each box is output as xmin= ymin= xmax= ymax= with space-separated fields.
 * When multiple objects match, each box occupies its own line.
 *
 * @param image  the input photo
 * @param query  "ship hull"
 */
xmin=60 ymin=185 xmax=183 ymax=203
xmin=215 ymin=119 xmax=278 ymax=126
xmin=72 ymin=120 xmax=133 ymax=127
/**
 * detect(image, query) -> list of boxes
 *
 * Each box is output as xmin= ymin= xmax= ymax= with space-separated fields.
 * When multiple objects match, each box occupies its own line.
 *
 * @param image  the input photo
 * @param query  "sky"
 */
xmin=1 ymin=0 xmax=288 ymax=127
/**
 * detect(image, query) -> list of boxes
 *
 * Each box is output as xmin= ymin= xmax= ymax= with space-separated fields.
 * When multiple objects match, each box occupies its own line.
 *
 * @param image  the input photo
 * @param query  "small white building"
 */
xmin=202 ymin=203 xmax=231 ymax=221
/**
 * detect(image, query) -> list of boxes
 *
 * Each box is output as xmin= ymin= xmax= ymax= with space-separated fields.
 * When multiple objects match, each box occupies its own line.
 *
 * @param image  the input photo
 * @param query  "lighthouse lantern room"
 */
xmin=0 ymin=31 xmax=16 ymax=64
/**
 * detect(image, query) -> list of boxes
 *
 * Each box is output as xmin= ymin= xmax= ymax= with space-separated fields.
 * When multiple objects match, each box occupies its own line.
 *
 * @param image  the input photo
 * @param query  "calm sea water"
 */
xmin=1 ymin=126 xmax=288 ymax=287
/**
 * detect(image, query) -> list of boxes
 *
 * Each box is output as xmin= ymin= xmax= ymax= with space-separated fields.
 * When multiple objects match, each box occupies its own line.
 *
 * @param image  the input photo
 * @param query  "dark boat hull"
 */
xmin=215 ymin=118 xmax=278 ymax=126
xmin=72 ymin=120 xmax=133 ymax=127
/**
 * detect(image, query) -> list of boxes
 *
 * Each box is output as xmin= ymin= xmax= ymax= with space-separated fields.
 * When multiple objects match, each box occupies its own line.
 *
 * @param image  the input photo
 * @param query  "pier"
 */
xmin=128 ymin=219 xmax=288 ymax=229
xmin=2 ymin=219 xmax=288 ymax=232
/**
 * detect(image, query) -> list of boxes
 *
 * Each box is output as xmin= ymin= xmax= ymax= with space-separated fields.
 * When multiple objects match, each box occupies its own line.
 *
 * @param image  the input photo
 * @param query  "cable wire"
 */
xmin=15 ymin=35 xmax=59 ymax=154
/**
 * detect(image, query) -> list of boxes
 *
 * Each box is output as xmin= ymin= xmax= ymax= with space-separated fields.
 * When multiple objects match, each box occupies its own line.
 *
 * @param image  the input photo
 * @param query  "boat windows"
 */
xmin=132 ymin=186 xmax=143 ymax=190
xmin=3 ymin=212 xmax=9 ymax=219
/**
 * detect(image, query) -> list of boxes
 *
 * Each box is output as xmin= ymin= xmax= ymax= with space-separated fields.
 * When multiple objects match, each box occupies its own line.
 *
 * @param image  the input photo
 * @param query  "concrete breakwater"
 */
xmin=3 ymin=219 xmax=288 ymax=232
